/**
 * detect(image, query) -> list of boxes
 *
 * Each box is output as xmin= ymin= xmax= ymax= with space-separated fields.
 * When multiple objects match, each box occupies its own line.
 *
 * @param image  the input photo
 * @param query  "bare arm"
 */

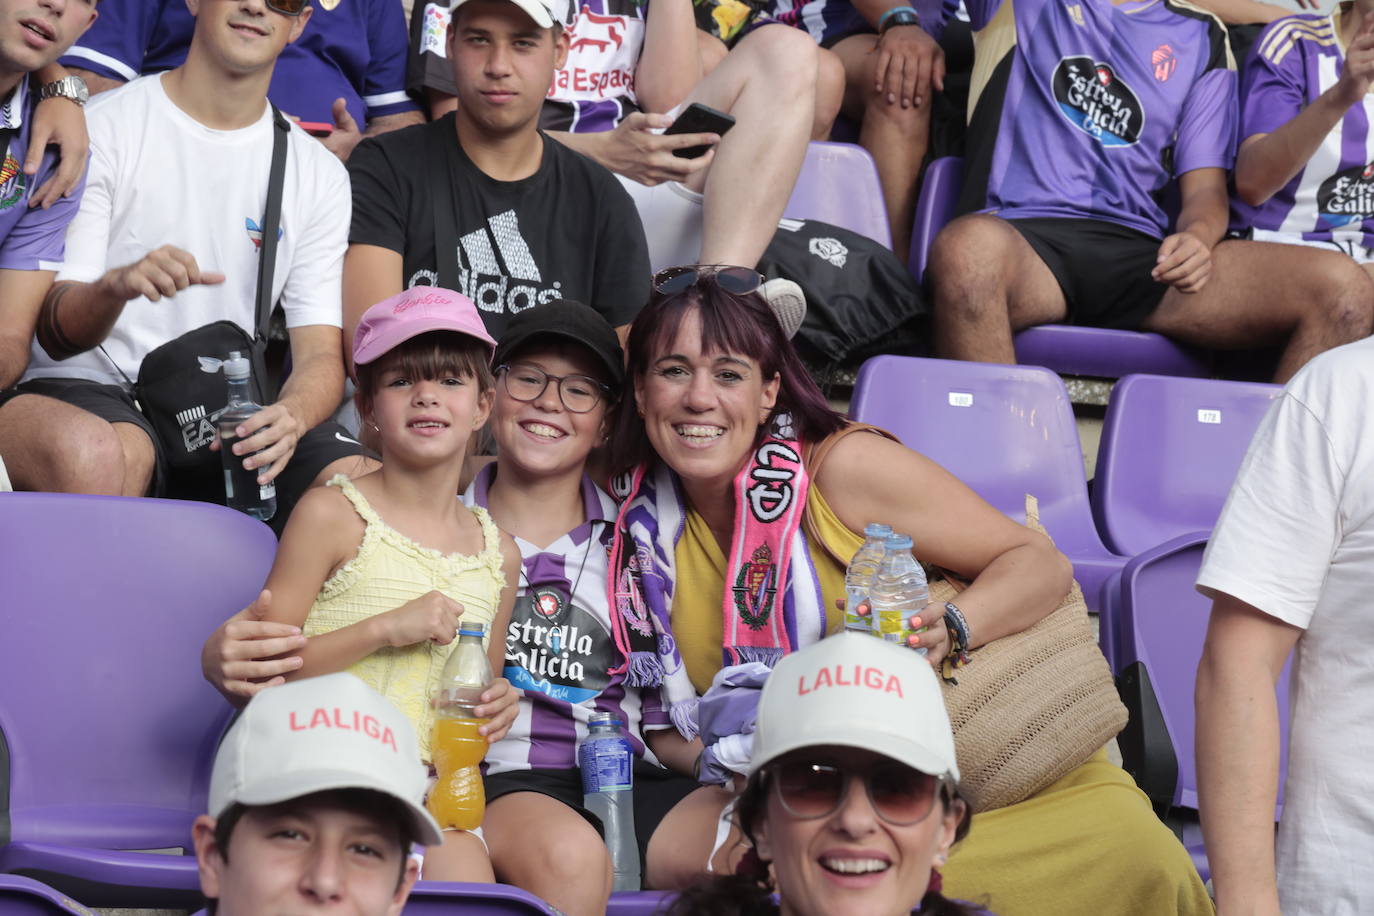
xmin=26 ymin=62 xmax=90 ymax=208
xmin=0 ymin=268 xmax=56 ymax=388
xmin=636 ymin=0 xmax=703 ymax=114
xmin=646 ymin=727 xmax=706 ymax=777
xmin=816 ymin=432 xmax=1073 ymax=650
xmin=1236 ymin=27 xmax=1374 ymax=206
xmin=1151 ymin=167 xmax=1229 ymax=294
xmin=1196 ymin=593 xmax=1299 ymax=916
xmin=343 ymin=243 xmax=404 ymax=374
xmin=66 ymin=67 xmax=124 ymax=96
xmin=36 ymin=246 xmax=226 ymax=360
xmin=547 ymin=116 xmax=717 ymax=187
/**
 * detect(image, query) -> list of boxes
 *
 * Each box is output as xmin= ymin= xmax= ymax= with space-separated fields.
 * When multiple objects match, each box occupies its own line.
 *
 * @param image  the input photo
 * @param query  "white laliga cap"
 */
xmin=208 ymin=673 xmax=443 ymax=847
xmin=449 ymin=0 xmax=568 ymax=29
xmin=751 ymin=633 xmax=960 ymax=784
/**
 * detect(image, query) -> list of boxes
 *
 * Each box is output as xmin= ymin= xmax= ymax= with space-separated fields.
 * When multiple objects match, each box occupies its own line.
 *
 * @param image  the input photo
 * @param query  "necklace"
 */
xmin=518 ymin=519 xmax=602 ymax=609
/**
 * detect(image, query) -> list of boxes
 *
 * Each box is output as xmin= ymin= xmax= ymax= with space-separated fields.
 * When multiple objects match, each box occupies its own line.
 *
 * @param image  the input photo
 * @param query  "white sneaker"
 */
xmin=760 ymin=277 xmax=807 ymax=340
xmin=0 ymin=453 xmax=11 ymax=492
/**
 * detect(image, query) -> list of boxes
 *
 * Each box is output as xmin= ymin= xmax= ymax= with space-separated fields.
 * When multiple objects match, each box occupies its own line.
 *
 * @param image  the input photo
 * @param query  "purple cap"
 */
xmin=353 ymin=288 xmax=497 ymax=366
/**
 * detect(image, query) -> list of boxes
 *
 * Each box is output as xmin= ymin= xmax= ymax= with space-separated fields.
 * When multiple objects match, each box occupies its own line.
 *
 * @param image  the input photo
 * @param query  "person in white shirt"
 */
xmin=1195 ymin=335 xmax=1374 ymax=916
xmin=0 ymin=0 xmax=371 ymax=528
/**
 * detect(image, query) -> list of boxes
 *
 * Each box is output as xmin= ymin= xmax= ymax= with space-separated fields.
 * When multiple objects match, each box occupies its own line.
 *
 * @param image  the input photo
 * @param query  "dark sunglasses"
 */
xmin=652 ymin=264 xmax=763 ymax=296
xmin=266 ymin=0 xmax=310 ymax=16
xmin=770 ymin=759 xmax=945 ymax=826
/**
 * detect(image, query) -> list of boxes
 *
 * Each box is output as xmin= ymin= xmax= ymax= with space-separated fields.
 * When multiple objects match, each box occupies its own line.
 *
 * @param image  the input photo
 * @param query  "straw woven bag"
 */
xmin=934 ymin=495 xmax=1127 ymax=812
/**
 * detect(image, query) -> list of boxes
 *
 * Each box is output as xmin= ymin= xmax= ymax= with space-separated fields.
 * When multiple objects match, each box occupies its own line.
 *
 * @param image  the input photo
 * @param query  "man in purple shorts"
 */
xmin=927 ymin=0 xmax=1373 ymax=382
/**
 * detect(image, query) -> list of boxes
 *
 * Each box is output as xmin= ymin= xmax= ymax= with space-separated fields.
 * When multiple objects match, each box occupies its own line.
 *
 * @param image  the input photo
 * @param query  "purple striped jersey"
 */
xmin=1233 ymin=12 xmax=1374 ymax=248
xmin=968 ymin=0 xmax=1237 ymax=238
xmin=463 ymin=467 xmax=667 ymax=775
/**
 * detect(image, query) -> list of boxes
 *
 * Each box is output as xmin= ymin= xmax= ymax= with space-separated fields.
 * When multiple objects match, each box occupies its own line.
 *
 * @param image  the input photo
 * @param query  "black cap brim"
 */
xmin=493 ymin=300 xmax=624 ymax=388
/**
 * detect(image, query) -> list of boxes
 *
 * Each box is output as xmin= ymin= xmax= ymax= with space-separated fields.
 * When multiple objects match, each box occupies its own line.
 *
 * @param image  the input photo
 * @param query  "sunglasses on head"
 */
xmin=266 ymin=0 xmax=310 ymax=16
xmin=652 ymin=264 xmax=763 ymax=296
xmin=769 ymin=758 xmax=946 ymax=826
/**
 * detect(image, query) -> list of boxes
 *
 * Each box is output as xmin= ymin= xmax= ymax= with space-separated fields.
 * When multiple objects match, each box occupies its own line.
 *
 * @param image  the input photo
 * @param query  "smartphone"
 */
xmin=664 ymin=103 xmax=735 ymax=160
xmin=297 ymin=121 xmax=334 ymax=138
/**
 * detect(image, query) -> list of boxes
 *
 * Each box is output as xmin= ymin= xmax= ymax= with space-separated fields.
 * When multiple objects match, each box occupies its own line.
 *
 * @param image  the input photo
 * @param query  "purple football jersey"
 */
xmin=969 ymin=0 xmax=1237 ymax=238
xmin=1233 ymin=11 xmax=1374 ymax=248
xmin=0 ymin=80 xmax=82 ymax=273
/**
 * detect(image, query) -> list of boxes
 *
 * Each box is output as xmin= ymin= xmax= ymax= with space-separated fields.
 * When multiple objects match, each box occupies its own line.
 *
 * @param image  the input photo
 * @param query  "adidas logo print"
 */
xmin=454 ymin=210 xmax=564 ymax=314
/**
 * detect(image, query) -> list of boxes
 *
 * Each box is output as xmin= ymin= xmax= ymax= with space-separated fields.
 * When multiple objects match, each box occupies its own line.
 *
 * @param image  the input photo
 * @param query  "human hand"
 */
xmin=201 ymin=589 xmax=307 ymax=704
xmin=208 ymin=402 xmax=304 ymax=484
xmin=1152 ymin=231 xmax=1213 ymax=293
xmin=99 ymin=245 xmax=226 ymax=303
xmin=873 ymin=24 xmax=944 ymax=109
xmin=473 ymin=677 xmax=519 ymax=743
xmin=319 ymin=98 xmax=364 ymax=163
xmin=1336 ymin=20 xmax=1374 ymax=107
xmin=26 ymin=93 xmax=88 ymax=209
xmin=906 ymin=611 xmax=950 ymax=668
xmin=595 ymin=112 xmax=717 ymax=186
xmin=380 ymin=590 xmax=465 ymax=647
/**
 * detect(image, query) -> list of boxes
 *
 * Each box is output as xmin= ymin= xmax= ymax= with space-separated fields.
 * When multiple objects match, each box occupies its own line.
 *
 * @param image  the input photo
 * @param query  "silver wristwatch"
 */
xmin=37 ymin=75 xmax=89 ymax=107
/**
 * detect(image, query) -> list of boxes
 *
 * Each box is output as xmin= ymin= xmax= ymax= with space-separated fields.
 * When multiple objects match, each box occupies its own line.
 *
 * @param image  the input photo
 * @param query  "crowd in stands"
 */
xmin=2 ymin=0 xmax=1373 ymax=912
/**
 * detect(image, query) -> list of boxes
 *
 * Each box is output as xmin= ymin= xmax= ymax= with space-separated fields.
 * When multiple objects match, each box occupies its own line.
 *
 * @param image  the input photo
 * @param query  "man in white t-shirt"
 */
xmin=1195 ymin=335 xmax=1374 ymax=915
xmin=0 ymin=0 xmax=371 ymax=528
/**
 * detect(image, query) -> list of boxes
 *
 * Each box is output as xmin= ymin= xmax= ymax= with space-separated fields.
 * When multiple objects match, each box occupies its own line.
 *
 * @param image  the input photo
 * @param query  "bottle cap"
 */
xmin=864 ymin=522 xmax=893 ymax=538
xmin=884 ymin=534 xmax=913 ymax=551
xmin=458 ymin=621 xmax=487 ymax=638
xmin=589 ymin=711 xmax=622 ymax=728
xmin=223 ymin=351 xmax=251 ymax=380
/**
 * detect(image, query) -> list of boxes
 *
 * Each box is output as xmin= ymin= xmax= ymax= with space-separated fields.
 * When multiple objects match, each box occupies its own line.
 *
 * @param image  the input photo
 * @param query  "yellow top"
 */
xmin=303 ymin=475 xmax=504 ymax=762
xmin=672 ymin=482 xmax=855 ymax=694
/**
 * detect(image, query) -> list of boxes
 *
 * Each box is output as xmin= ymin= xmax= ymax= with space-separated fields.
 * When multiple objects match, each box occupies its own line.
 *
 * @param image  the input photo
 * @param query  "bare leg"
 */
xmin=0 ymin=394 xmax=153 ymax=495
xmin=929 ymin=214 xmax=1066 ymax=363
xmin=814 ymin=47 xmax=845 ymax=139
xmin=1141 ymin=240 xmax=1374 ymax=382
xmin=644 ymin=786 xmax=743 ymax=890
xmin=697 ymin=29 xmax=728 ymax=76
xmin=420 ymin=829 xmax=495 ymax=882
xmin=832 ymin=33 xmax=931 ymax=255
xmin=680 ymin=24 xmax=819 ymax=267
xmin=485 ymin=792 xmax=612 ymax=916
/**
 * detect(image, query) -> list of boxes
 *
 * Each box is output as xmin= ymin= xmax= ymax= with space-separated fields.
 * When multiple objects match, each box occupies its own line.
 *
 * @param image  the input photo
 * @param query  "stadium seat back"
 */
xmin=1094 ymin=374 xmax=1281 ymax=556
xmin=783 ymin=142 xmax=892 ymax=248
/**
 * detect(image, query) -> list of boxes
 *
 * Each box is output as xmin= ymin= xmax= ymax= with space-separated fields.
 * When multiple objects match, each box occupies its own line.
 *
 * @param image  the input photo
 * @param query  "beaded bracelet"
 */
xmin=943 ymin=600 xmax=972 ymax=668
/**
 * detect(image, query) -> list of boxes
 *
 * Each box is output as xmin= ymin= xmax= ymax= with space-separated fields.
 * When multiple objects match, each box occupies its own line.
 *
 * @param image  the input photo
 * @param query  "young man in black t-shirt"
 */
xmin=344 ymin=0 xmax=651 ymax=357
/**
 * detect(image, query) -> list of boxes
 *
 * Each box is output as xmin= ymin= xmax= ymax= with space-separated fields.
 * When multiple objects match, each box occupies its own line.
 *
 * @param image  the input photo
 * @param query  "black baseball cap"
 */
xmin=494 ymin=300 xmax=625 ymax=388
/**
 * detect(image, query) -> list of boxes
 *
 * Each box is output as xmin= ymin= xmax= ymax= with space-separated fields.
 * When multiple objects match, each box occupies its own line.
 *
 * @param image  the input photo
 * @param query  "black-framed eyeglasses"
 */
xmin=652 ymin=264 xmax=763 ymax=296
xmin=770 ymin=759 xmax=946 ymax=826
xmin=266 ymin=0 xmax=310 ymax=16
xmin=496 ymin=363 xmax=611 ymax=414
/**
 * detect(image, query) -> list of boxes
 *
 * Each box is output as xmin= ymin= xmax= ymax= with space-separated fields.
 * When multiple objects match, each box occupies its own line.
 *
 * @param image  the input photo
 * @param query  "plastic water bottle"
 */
xmin=844 ymin=523 xmax=892 ymax=633
xmin=580 ymin=712 xmax=640 ymax=891
xmin=217 ymin=351 xmax=276 ymax=521
xmin=871 ymin=534 xmax=930 ymax=654
xmin=428 ymin=622 xmax=491 ymax=831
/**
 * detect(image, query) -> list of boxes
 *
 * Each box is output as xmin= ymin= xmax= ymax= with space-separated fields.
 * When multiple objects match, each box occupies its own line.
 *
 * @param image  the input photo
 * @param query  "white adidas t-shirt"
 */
xmin=25 ymin=74 xmax=348 ymax=387
xmin=1197 ymin=335 xmax=1374 ymax=913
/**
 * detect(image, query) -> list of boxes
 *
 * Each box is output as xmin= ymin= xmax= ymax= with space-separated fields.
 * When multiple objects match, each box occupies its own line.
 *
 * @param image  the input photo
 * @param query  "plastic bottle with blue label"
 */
xmin=844 ymin=522 xmax=892 ymax=633
xmin=217 ymin=351 xmax=276 ymax=521
xmin=579 ymin=712 xmax=640 ymax=891
xmin=870 ymin=534 xmax=930 ymax=654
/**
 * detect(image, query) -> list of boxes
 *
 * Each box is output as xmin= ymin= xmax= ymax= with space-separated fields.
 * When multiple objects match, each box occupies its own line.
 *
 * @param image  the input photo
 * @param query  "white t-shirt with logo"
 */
xmin=25 ymin=73 xmax=348 ymax=387
xmin=1197 ymin=335 xmax=1374 ymax=913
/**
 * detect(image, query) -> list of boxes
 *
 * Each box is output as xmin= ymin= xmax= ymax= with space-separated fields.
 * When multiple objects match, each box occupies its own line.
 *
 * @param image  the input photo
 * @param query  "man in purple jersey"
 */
xmin=928 ymin=0 xmax=1372 ymax=382
xmin=1232 ymin=9 xmax=1374 ymax=278
xmin=59 ymin=0 xmax=422 ymax=162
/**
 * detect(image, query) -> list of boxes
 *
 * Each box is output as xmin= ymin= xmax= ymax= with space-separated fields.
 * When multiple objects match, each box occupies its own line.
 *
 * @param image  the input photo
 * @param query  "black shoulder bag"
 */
xmin=116 ymin=106 xmax=290 ymax=473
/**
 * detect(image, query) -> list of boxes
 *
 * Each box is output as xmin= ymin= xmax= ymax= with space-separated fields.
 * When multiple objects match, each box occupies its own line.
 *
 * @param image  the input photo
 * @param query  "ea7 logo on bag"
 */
xmin=178 ymin=404 xmax=216 ymax=453
xmin=747 ymin=441 xmax=800 ymax=523
xmin=808 ymin=236 xmax=848 ymax=268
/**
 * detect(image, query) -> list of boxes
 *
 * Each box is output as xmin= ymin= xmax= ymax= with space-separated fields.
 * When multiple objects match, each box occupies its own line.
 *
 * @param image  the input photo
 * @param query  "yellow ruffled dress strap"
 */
xmin=470 ymin=504 xmax=505 ymax=579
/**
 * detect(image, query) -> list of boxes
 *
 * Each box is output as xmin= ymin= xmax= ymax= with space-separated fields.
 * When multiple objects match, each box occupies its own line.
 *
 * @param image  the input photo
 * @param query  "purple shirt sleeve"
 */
xmin=639 ymin=685 xmax=670 ymax=728
xmin=1240 ymin=21 xmax=1306 ymax=140
xmin=1176 ymin=65 xmax=1238 ymax=175
xmin=57 ymin=0 xmax=160 ymax=82
xmin=0 ymin=150 xmax=84 ymax=271
xmin=363 ymin=0 xmax=420 ymax=120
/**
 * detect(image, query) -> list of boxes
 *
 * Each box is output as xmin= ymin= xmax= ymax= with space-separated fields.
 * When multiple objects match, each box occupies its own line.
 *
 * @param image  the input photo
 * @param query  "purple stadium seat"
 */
xmin=607 ymin=890 xmax=678 ymax=914
xmin=1093 ymin=375 xmax=1281 ymax=557
xmin=908 ymin=156 xmax=1211 ymax=380
xmin=404 ymin=882 xmax=561 ymax=914
xmin=0 ymin=493 xmax=276 ymax=907
xmin=849 ymin=355 xmax=1125 ymax=609
xmin=1114 ymin=532 xmax=1290 ymax=816
xmin=0 ymin=875 xmax=97 ymax=915
xmin=782 ymin=141 xmax=892 ymax=248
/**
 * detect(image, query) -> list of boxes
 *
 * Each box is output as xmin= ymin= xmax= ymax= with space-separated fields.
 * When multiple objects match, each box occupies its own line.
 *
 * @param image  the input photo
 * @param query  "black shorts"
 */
xmin=4 ymin=377 xmax=370 ymax=532
xmin=1006 ymin=217 xmax=1170 ymax=331
xmin=483 ymin=762 xmax=700 ymax=871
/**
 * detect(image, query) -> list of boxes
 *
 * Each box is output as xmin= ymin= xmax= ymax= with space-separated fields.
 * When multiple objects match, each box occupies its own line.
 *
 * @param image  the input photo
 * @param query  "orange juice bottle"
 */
xmin=427 ymin=622 xmax=492 ymax=831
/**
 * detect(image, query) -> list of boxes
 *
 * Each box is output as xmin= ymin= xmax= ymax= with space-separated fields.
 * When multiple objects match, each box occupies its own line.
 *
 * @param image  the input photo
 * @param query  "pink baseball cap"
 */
xmin=353 ymin=287 xmax=497 ymax=366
